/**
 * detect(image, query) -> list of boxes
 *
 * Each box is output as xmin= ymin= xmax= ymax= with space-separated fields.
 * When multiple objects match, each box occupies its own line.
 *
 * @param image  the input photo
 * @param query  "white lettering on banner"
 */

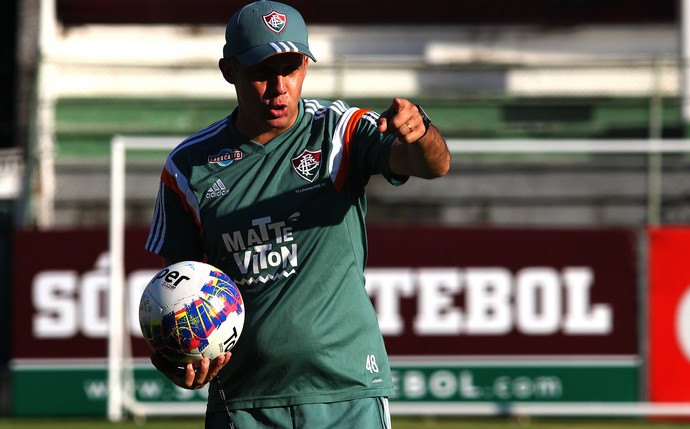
xmin=676 ymin=285 xmax=690 ymax=362
xmin=82 ymin=379 xmax=208 ymax=401
xmin=30 ymin=258 xmax=611 ymax=339
xmin=392 ymin=369 xmax=563 ymax=401
xmin=562 ymin=268 xmax=611 ymax=334
xmin=400 ymin=370 xmax=425 ymax=399
xmin=366 ymin=267 xmax=612 ymax=336
xmin=366 ymin=269 xmax=415 ymax=335
xmin=415 ymin=269 xmax=464 ymax=335
xmin=31 ymin=252 xmax=157 ymax=339
xmin=80 ymin=270 xmax=109 ymax=338
xmin=33 ymin=271 xmax=78 ymax=338
xmin=466 ymin=268 xmax=513 ymax=334
xmin=516 ymin=268 xmax=560 ymax=334
xmin=83 ymin=379 xmax=110 ymax=400
xmin=460 ymin=370 xmax=482 ymax=398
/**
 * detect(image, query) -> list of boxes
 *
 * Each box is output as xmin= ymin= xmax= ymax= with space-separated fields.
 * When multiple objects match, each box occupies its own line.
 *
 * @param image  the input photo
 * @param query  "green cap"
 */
xmin=223 ymin=1 xmax=317 ymax=65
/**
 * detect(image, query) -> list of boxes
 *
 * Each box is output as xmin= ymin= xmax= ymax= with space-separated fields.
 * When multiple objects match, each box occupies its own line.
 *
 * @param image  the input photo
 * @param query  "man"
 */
xmin=145 ymin=1 xmax=450 ymax=427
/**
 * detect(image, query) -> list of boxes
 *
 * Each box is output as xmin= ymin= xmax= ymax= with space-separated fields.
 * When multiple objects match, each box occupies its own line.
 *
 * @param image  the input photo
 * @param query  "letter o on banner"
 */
xmin=676 ymin=286 xmax=690 ymax=362
xmin=648 ymin=228 xmax=690 ymax=402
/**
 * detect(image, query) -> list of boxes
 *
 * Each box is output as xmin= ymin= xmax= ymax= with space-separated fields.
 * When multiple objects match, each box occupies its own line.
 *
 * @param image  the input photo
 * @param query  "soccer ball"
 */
xmin=139 ymin=261 xmax=245 ymax=364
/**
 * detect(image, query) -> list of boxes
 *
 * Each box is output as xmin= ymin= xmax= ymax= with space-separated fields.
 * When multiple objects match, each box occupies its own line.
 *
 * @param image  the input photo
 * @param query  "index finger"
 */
xmin=208 ymin=352 xmax=231 ymax=380
xmin=193 ymin=357 xmax=211 ymax=386
xmin=377 ymin=98 xmax=404 ymax=133
xmin=383 ymin=98 xmax=404 ymax=117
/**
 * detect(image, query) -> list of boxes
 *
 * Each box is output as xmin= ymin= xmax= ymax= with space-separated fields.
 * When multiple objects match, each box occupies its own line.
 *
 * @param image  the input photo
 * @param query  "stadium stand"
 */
xmin=32 ymin=0 xmax=689 ymax=227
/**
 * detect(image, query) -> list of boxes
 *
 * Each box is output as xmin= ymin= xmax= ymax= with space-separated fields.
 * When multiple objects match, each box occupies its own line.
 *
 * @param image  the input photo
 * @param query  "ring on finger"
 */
xmin=406 ymin=123 xmax=413 ymax=131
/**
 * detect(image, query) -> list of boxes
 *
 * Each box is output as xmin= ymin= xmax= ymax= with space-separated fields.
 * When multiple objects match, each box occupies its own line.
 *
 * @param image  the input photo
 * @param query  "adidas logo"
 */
xmin=205 ymin=178 xmax=229 ymax=199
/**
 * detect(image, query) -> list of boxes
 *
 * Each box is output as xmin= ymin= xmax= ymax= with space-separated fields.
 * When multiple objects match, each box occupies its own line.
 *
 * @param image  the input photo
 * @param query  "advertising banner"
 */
xmin=648 ymin=228 xmax=690 ymax=402
xmin=11 ymin=227 xmax=640 ymax=416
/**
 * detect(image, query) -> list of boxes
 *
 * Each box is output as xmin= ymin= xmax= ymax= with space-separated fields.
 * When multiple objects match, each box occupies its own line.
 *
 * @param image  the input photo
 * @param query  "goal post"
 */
xmin=108 ymin=135 xmax=690 ymax=421
xmin=108 ymin=135 xmax=187 ymax=421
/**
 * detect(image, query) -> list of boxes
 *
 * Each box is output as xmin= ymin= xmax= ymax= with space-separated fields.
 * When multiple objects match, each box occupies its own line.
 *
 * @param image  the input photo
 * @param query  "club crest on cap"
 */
xmin=263 ymin=11 xmax=287 ymax=33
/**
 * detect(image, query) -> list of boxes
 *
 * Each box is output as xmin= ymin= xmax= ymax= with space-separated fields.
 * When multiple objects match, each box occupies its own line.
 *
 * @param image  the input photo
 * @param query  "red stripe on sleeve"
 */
xmin=333 ymin=109 xmax=371 ymax=192
xmin=160 ymin=168 xmax=203 ymax=232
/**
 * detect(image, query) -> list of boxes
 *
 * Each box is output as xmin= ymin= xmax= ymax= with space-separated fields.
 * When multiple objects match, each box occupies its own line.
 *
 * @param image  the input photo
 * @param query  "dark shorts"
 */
xmin=205 ymin=397 xmax=391 ymax=429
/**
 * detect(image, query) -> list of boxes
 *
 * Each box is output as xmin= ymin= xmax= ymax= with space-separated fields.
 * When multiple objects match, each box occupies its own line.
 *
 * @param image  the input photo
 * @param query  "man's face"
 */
xmin=222 ymin=53 xmax=308 ymax=143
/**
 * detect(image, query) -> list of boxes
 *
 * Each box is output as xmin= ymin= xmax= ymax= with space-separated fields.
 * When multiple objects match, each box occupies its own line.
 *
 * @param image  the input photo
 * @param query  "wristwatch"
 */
xmin=416 ymin=104 xmax=431 ymax=137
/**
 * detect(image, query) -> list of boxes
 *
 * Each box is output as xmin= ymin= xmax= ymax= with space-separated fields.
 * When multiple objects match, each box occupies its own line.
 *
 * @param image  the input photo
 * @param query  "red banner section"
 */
xmin=648 ymin=228 xmax=690 ymax=402
xmin=12 ymin=227 xmax=638 ymax=360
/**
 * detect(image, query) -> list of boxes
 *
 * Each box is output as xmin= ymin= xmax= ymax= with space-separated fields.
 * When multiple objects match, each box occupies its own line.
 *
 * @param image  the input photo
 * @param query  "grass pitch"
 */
xmin=3 ymin=418 xmax=690 ymax=429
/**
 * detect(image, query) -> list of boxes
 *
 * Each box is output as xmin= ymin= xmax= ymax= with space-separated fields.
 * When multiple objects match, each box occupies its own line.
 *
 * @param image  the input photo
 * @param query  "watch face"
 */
xmin=417 ymin=105 xmax=431 ymax=130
